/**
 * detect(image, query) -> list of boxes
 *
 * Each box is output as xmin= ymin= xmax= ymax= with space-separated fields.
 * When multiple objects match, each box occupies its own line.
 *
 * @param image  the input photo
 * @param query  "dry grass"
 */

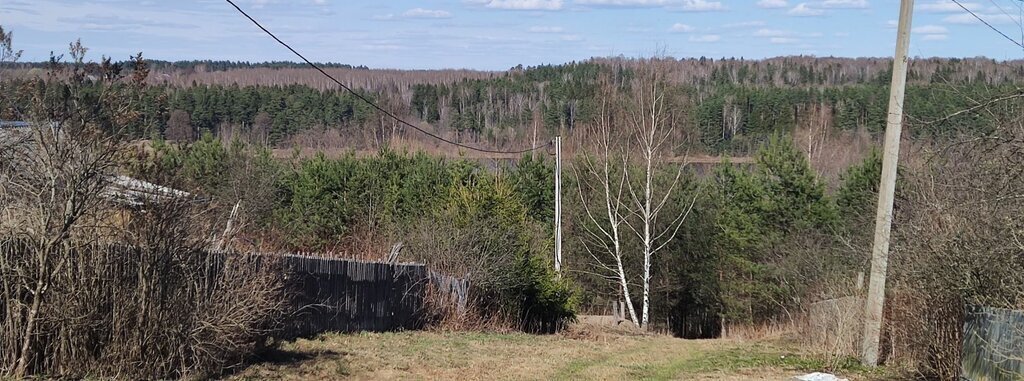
xmin=228 ymin=323 xmax=887 ymax=380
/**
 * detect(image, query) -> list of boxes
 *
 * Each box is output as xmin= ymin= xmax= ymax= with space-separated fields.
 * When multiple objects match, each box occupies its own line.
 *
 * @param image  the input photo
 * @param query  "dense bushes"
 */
xmin=273 ymin=150 xmax=470 ymax=249
xmin=161 ymin=144 xmax=578 ymax=332
xmin=0 ymin=207 xmax=286 ymax=379
xmin=406 ymin=175 xmax=575 ymax=332
xmin=660 ymin=135 xmax=842 ymax=330
xmin=128 ymin=124 xmax=884 ymax=346
xmin=885 ymin=115 xmax=1024 ymax=378
xmin=157 ymin=94 xmax=1023 ymax=379
xmin=0 ymin=44 xmax=285 ymax=378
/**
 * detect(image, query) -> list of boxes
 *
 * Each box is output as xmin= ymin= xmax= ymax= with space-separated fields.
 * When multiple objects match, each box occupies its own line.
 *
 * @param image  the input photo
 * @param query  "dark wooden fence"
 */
xmin=962 ymin=305 xmax=1024 ymax=381
xmin=1 ymin=241 xmax=464 ymax=339
xmin=281 ymin=254 xmax=430 ymax=337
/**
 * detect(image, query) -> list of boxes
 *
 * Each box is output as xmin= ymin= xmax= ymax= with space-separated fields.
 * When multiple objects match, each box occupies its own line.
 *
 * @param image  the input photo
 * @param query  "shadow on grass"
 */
xmin=219 ymin=342 xmax=351 ymax=380
xmin=253 ymin=346 xmax=338 ymax=365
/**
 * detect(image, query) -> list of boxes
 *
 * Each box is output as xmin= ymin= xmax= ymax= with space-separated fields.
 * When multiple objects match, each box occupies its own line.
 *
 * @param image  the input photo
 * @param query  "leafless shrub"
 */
xmin=801 ymin=285 xmax=864 ymax=370
xmin=402 ymin=212 xmax=555 ymax=332
xmin=0 ymin=133 xmax=287 ymax=379
xmin=0 ymin=40 xmax=286 ymax=378
xmin=422 ymin=283 xmax=515 ymax=333
xmin=794 ymin=118 xmax=875 ymax=187
xmin=883 ymin=107 xmax=1024 ymax=378
xmin=166 ymin=108 xmax=193 ymax=142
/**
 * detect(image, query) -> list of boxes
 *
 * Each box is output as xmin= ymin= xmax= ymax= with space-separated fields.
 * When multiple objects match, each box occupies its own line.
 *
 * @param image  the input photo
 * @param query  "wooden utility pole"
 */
xmin=554 ymin=136 xmax=563 ymax=275
xmin=554 ymin=136 xmax=562 ymax=275
xmin=861 ymin=0 xmax=914 ymax=367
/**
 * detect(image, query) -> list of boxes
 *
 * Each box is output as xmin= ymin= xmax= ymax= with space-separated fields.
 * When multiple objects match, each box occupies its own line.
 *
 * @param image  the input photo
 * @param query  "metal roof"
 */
xmin=2 ymin=121 xmax=198 ymax=206
xmin=102 ymin=175 xmax=197 ymax=207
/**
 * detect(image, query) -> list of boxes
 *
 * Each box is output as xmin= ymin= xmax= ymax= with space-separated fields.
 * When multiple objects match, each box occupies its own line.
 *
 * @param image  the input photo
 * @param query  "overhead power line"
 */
xmin=952 ymin=0 xmax=1024 ymax=49
xmin=986 ymin=0 xmax=1023 ymax=30
xmin=224 ymin=0 xmax=551 ymax=155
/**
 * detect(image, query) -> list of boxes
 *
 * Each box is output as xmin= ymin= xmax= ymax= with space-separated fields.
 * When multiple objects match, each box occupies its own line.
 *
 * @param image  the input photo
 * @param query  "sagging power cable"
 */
xmin=224 ymin=0 xmax=551 ymax=154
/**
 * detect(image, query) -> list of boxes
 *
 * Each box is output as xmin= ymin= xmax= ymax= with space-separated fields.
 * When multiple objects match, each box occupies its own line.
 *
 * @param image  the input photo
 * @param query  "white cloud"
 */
xmin=402 ymin=8 xmax=452 ymax=18
xmin=689 ymin=34 xmax=721 ymax=42
xmin=913 ymin=25 xmax=948 ymax=34
xmin=912 ymin=24 xmax=948 ymax=41
xmin=757 ymin=0 xmax=788 ymax=9
xmin=371 ymin=13 xmax=395 ymax=20
xmin=669 ymin=23 xmax=695 ymax=32
xmin=820 ymin=0 xmax=868 ymax=8
xmin=484 ymin=0 xmax=564 ymax=10
xmin=788 ymin=3 xmax=824 ymax=16
xmin=245 ymin=0 xmax=273 ymax=9
xmin=626 ymin=26 xmax=655 ymax=32
xmin=753 ymin=28 xmax=790 ymax=37
xmin=312 ymin=0 xmax=327 ymax=5
xmin=561 ymin=34 xmax=584 ymax=41
xmin=679 ymin=0 xmax=724 ymax=11
xmin=943 ymin=12 xmax=1020 ymax=25
xmin=835 ymin=32 xmax=850 ymax=37
xmin=917 ymin=0 xmax=979 ymax=13
xmin=770 ymin=37 xmax=799 ymax=44
xmin=724 ymin=20 xmax=766 ymax=28
xmin=574 ymin=0 xmax=675 ymax=6
xmin=782 ymin=0 xmax=867 ymax=17
xmin=573 ymin=0 xmax=724 ymax=10
xmin=528 ymin=26 xmax=564 ymax=33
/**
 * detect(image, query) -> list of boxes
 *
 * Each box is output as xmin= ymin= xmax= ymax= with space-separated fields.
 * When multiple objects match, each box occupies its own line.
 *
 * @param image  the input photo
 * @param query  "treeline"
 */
xmin=410 ymin=62 xmax=602 ymax=138
xmin=408 ymin=60 xmax=1024 ymax=154
xmin=1 ymin=59 xmax=368 ymax=71
xmin=146 ymin=60 xmax=369 ymax=71
xmin=691 ymin=83 xmax=1015 ymax=152
xmin=1 ymin=80 xmax=380 ymax=145
xmin=9 ymin=69 xmax=1011 ymax=154
xmin=151 ymin=84 xmax=377 ymax=143
xmin=8 ymin=56 xmax=1023 ymax=155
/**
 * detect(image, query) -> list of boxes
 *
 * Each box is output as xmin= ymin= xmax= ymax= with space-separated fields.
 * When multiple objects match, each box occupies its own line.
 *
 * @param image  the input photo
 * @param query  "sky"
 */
xmin=2 ymin=0 xmax=1024 ymax=70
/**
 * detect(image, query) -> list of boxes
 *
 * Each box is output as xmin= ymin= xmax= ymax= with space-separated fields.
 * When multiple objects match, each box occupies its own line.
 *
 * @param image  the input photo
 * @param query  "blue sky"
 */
xmin=2 ymin=0 xmax=1024 ymax=70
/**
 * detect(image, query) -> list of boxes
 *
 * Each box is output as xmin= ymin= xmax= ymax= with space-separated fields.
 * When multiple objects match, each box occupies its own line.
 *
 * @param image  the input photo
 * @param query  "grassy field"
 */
xmin=229 ymin=324 xmax=885 ymax=381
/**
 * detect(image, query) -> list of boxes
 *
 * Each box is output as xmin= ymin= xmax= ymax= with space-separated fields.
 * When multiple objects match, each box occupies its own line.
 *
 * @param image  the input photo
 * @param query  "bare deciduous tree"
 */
xmin=1 ymin=34 xmax=285 ymax=379
xmin=0 ymin=41 xmax=130 ymax=377
xmin=623 ymin=66 xmax=698 ymax=329
xmin=575 ymin=67 xmax=699 ymax=329
xmin=166 ymin=109 xmax=193 ymax=142
xmin=574 ymin=92 xmax=640 ymax=326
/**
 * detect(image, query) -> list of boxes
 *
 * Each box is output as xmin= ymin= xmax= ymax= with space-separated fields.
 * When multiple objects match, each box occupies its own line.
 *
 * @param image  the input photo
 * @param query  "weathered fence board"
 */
xmin=1 ymin=241 xmax=466 ymax=340
xmin=962 ymin=305 xmax=1024 ymax=381
xmin=279 ymin=254 xmax=429 ymax=337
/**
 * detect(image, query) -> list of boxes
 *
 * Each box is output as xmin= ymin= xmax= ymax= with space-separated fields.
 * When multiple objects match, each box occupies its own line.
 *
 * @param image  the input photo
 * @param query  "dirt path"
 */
xmin=228 ymin=328 xmax=858 ymax=380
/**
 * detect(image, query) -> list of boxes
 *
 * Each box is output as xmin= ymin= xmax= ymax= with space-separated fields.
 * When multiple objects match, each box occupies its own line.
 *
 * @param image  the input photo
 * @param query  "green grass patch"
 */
xmin=656 ymin=343 xmax=886 ymax=380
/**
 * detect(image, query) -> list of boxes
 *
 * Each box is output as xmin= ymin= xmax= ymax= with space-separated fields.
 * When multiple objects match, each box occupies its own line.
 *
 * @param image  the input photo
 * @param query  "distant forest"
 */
xmin=1 ymin=59 xmax=369 ymax=71
xmin=5 ymin=56 xmax=1023 ymax=155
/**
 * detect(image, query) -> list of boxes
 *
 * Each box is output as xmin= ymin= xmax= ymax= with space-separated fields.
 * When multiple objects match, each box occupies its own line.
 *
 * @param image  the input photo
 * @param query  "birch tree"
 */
xmin=575 ymin=68 xmax=699 ymax=329
xmin=624 ymin=68 xmax=698 ymax=329
xmin=574 ymin=94 xmax=640 ymax=326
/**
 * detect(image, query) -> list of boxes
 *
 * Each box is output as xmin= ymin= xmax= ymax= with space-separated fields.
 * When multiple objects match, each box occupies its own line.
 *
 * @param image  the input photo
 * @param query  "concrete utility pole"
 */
xmin=861 ymin=0 xmax=914 ymax=367
xmin=554 ymin=136 xmax=562 ymax=276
